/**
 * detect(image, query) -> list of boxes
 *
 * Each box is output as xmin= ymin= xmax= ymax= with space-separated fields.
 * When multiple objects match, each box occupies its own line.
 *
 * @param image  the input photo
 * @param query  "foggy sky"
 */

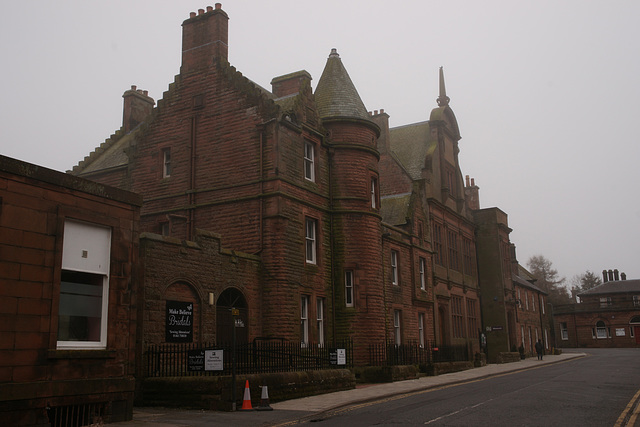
xmin=2 ymin=0 xmax=638 ymax=282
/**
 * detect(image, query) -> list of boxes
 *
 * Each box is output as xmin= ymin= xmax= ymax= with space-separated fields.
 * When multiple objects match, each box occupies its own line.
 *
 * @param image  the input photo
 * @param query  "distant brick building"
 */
xmin=70 ymin=4 xmax=529 ymax=364
xmin=0 ymin=155 xmax=141 ymax=426
xmin=554 ymin=270 xmax=640 ymax=348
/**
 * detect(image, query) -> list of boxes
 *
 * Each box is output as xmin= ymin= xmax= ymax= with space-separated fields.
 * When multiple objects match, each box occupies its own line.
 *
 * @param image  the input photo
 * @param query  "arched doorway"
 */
xmin=216 ymin=288 xmax=248 ymax=344
xmin=630 ymin=316 xmax=640 ymax=345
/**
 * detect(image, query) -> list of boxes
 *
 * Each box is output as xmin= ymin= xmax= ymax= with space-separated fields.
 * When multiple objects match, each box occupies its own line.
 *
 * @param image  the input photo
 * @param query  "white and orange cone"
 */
xmin=241 ymin=380 xmax=253 ymax=410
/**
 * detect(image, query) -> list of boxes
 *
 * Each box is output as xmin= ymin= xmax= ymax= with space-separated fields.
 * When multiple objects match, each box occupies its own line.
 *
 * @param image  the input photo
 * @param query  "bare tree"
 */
xmin=526 ymin=255 xmax=571 ymax=305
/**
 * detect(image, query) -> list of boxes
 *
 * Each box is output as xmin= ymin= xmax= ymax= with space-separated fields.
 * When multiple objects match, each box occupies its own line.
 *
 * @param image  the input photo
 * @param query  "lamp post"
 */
xmin=231 ymin=307 xmax=239 ymax=411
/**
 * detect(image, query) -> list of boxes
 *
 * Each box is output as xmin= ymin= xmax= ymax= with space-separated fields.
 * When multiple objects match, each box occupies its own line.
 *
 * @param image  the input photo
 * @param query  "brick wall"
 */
xmin=0 ymin=155 xmax=141 ymax=425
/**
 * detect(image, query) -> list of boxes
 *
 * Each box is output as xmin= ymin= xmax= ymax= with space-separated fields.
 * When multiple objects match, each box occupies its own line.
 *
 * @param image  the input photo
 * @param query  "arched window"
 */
xmin=595 ymin=321 xmax=607 ymax=339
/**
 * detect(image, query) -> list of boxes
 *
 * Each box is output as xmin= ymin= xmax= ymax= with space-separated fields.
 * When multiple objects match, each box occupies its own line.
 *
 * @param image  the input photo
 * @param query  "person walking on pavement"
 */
xmin=535 ymin=339 xmax=543 ymax=360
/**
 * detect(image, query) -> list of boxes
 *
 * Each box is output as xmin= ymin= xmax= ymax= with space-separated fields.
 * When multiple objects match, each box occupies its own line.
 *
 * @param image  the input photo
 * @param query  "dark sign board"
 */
xmin=166 ymin=300 xmax=193 ymax=343
xmin=187 ymin=349 xmax=205 ymax=371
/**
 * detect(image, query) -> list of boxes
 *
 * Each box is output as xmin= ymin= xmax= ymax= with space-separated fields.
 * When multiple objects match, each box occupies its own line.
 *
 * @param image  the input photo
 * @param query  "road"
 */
xmin=310 ymin=348 xmax=640 ymax=426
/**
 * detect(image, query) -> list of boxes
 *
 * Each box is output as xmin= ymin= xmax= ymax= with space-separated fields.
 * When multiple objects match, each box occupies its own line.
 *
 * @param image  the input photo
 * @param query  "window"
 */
xmin=370 ymin=177 xmax=378 ymax=208
xmin=599 ymin=297 xmax=611 ymax=308
xmin=451 ymin=296 xmax=464 ymax=338
xmin=160 ymin=222 xmax=170 ymax=236
xmin=58 ymin=220 xmax=111 ymax=349
xmin=595 ymin=321 xmax=607 ymax=339
xmin=345 ymin=270 xmax=354 ymax=307
xmin=391 ymin=251 xmax=399 ymax=285
xmin=447 ymin=230 xmax=459 ymax=271
xmin=525 ymin=292 xmax=529 ymax=310
xmin=300 ymin=295 xmax=309 ymax=347
xmin=433 ymin=223 xmax=443 ymax=266
xmin=419 ymin=258 xmax=426 ymax=290
xmin=316 ymin=298 xmax=325 ymax=346
xmin=541 ymin=296 xmax=545 ymax=314
xmin=305 ymin=218 xmax=317 ymax=264
xmin=304 ymin=141 xmax=315 ymax=182
xmin=418 ymin=313 xmax=425 ymax=348
xmin=462 ymin=236 xmax=474 ymax=276
xmin=394 ymin=310 xmax=402 ymax=345
xmin=634 ymin=295 xmax=639 ymax=307
xmin=162 ymin=148 xmax=171 ymax=178
xmin=467 ymin=299 xmax=478 ymax=338
xmin=446 ymin=168 xmax=455 ymax=193
xmin=560 ymin=322 xmax=568 ymax=340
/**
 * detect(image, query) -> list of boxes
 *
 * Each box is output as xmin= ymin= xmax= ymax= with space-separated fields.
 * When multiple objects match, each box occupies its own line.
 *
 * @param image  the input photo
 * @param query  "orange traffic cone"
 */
xmin=241 ymin=380 xmax=253 ymax=410
xmin=256 ymin=385 xmax=273 ymax=411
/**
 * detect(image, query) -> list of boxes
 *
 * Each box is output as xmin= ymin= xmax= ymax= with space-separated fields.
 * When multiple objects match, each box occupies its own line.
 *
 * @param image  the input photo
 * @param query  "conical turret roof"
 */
xmin=315 ymin=49 xmax=371 ymax=121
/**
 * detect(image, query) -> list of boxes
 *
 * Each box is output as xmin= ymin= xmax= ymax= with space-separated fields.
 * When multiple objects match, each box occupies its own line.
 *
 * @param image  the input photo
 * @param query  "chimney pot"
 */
xmin=131 ymin=85 xmax=137 ymax=91
xmin=608 ymin=269 xmax=614 ymax=281
xmin=143 ymin=90 xmax=148 ymax=96
xmin=621 ymin=272 xmax=627 ymax=280
xmin=471 ymin=178 xmax=475 ymax=186
xmin=614 ymin=269 xmax=619 ymax=281
xmin=198 ymin=9 xmax=204 ymax=15
xmin=215 ymin=3 xmax=222 ymax=9
xmin=602 ymin=270 xmax=608 ymax=283
xmin=190 ymin=12 xmax=196 ymax=18
xmin=207 ymin=6 xmax=213 ymax=12
xmin=465 ymin=175 xmax=470 ymax=186
xmin=380 ymin=108 xmax=385 ymax=114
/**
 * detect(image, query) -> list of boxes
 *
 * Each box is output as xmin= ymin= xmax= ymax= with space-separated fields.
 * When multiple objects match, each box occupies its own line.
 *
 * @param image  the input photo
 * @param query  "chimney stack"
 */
xmin=464 ymin=175 xmax=480 ymax=210
xmin=602 ymin=269 xmax=608 ymax=283
xmin=614 ymin=269 xmax=619 ymax=281
xmin=181 ymin=4 xmax=229 ymax=74
xmin=270 ymin=70 xmax=312 ymax=98
xmin=621 ymin=272 xmax=626 ymax=280
xmin=122 ymin=85 xmax=155 ymax=133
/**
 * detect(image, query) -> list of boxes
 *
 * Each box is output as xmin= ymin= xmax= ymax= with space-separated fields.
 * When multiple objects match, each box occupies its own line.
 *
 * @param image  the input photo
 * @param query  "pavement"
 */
xmin=110 ymin=351 xmax=586 ymax=426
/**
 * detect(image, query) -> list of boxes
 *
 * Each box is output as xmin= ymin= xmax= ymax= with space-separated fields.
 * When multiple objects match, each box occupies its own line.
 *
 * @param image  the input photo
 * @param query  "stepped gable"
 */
xmin=314 ymin=49 xmax=372 ymax=123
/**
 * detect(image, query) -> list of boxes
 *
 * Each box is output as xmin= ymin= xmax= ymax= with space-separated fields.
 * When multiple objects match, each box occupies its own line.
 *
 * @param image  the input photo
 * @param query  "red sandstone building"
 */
xmin=0 ymin=155 xmax=141 ymax=425
xmin=554 ymin=270 xmax=640 ymax=348
xmin=70 ymin=4 xmax=529 ymax=364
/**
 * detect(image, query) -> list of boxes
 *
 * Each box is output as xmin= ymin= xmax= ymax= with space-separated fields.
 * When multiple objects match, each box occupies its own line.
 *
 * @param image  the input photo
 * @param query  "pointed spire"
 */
xmin=437 ymin=66 xmax=450 ymax=107
xmin=315 ymin=48 xmax=370 ymax=121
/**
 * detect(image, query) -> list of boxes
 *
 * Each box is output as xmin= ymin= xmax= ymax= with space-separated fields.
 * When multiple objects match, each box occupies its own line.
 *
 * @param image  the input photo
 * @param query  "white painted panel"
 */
xmin=62 ymin=220 xmax=111 ymax=274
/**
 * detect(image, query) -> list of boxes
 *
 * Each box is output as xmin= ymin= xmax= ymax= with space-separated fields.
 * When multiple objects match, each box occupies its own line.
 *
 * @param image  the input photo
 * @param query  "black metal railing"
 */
xmin=144 ymin=338 xmax=353 ymax=377
xmin=368 ymin=340 xmax=469 ymax=367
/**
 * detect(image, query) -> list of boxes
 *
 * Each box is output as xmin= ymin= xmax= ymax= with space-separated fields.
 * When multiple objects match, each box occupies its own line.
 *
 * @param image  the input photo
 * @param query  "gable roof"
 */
xmin=388 ymin=121 xmax=433 ymax=181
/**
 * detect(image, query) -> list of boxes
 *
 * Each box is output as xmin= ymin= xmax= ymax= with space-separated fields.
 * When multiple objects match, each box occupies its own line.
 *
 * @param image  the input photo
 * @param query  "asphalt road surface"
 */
xmin=310 ymin=348 xmax=640 ymax=427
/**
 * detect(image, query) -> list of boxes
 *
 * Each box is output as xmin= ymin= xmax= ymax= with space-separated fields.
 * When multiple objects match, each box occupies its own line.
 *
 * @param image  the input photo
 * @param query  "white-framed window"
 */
xmin=544 ymin=328 xmax=549 ymax=348
xmin=532 ymin=294 xmax=536 ymax=312
xmin=305 ymin=218 xmax=317 ymax=264
xmin=301 ymin=295 xmax=309 ymax=347
xmin=595 ymin=321 xmax=607 ymax=339
xmin=391 ymin=251 xmax=398 ymax=285
xmin=633 ymin=295 xmax=639 ymax=307
xmin=560 ymin=322 xmax=568 ymax=340
xmin=316 ymin=298 xmax=324 ymax=346
xmin=58 ymin=220 xmax=111 ymax=349
xmin=418 ymin=313 xmax=425 ymax=348
xmin=541 ymin=296 xmax=545 ymax=314
xmin=521 ymin=325 xmax=525 ymax=346
xmin=525 ymin=292 xmax=529 ymax=310
xmin=371 ymin=177 xmax=377 ymax=208
xmin=304 ymin=141 xmax=315 ymax=182
xmin=162 ymin=148 xmax=171 ymax=178
xmin=394 ymin=310 xmax=402 ymax=345
xmin=419 ymin=257 xmax=426 ymax=290
xmin=345 ymin=270 xmax=354 ymax=307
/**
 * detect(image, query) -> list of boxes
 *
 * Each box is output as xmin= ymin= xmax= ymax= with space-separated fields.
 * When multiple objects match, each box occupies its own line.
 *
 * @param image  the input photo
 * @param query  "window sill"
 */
xmin=47 ymin=349 xmax=116 ymax=359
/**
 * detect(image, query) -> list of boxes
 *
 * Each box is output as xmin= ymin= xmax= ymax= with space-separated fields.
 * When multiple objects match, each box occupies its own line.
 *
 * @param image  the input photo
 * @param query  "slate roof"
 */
xmin=388 ymin=121 xmax=433 ymax=181
xmin=314 ymin=49 xmax=371 ymax=121
xmin=380 ymin=193 xmax=412 ymax=226
xmin=579 ymin=279 xmax=640 ymax=296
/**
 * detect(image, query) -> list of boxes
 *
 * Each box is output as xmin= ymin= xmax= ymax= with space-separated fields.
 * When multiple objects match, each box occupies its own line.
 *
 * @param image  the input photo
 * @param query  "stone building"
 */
xmin=70 ymin=4 xmax=528 ymax=364
xmin=554 ymin=270 xmax=640 ymax=348
xmin=0 ymin=155 xmax=141 ymax=425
